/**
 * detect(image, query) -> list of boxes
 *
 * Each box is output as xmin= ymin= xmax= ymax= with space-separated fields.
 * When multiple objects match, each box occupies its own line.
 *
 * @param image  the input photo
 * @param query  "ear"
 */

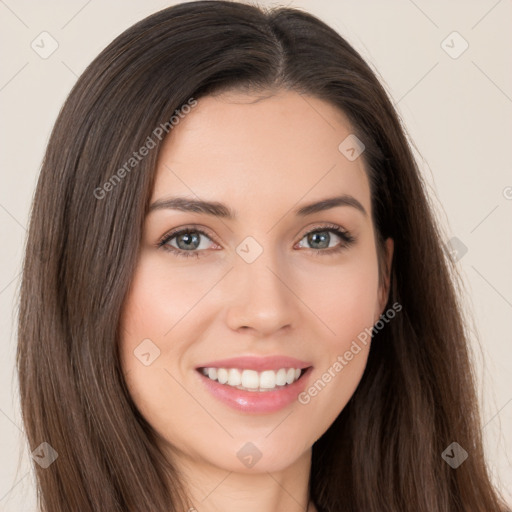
xmin=378 ymin=237 xmax=394 ymax=315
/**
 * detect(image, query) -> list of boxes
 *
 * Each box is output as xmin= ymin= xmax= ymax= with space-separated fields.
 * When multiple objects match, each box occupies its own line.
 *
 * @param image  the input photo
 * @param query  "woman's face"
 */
xmin=119 ymin=89 xmax=393 ymax=474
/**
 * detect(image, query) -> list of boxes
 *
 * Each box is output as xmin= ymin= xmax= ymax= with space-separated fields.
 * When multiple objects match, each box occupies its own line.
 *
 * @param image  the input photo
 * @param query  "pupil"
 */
xmin=175 ymin=231 xmax=332 ymax=251
xmin=177 ymin=232 xmax=199 ymax=250
xmin=309 ymin=231 xmax=329 ymax=249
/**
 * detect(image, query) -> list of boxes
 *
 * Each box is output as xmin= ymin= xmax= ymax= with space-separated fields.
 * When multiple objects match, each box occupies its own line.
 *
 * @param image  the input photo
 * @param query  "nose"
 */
xmin=223 ymin=250 xmax=300 ymax=336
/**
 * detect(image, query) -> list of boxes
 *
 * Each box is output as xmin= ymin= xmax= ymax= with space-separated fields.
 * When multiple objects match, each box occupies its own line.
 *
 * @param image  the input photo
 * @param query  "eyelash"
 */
xmin=156 ymin=223 xmax=356 ymax=259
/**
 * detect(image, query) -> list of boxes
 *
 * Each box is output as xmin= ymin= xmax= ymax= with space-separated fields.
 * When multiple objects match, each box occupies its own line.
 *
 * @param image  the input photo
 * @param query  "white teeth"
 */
xmin=276 ymin=368 xmax=287 ymax=386
xmin=259 ymin=370 xmax=276 ymax=389
xmin=200 ymin=367 xmax=305 ymax=391
xmin=228 ymin=368 xmax=242 ymax=386
xmin=217 ymin=368 xmax=228 ymax=384
xmin=241 ymin=369 xmax=259 ymax=389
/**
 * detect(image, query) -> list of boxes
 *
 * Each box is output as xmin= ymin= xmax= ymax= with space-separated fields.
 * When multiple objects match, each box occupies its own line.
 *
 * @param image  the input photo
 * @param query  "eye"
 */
xmin=157 ymin=223 xmax=356 ymax=259
xmin=296 ymin=224 xmax=355 ymax=255
xmin=157 ymin=227 xmax=218 ymax=259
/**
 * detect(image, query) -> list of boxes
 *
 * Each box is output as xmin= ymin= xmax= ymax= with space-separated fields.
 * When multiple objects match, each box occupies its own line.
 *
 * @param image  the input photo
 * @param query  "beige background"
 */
xmin=1 ymin=0 xmax=511 ymax=509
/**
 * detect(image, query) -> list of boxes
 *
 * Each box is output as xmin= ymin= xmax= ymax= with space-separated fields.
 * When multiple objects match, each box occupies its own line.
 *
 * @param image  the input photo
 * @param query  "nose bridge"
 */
xmin=224 ymin=235 xmax=298 ymax=333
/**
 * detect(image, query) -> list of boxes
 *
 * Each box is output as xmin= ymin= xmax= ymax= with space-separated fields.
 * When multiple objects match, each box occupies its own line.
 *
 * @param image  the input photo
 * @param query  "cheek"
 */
xmin=118 ymin=257 xmax=204 ymax=440
xmin=117 ymin=245 xmax=381 ymax=472
xmin=118 ymin=256 xmax=180 ymax=388
xmin=118 ymin=252 xmax=225 ymax=413
xmin=297 ymin=250 xmax=380 ymax=345
xmin=120 ymin=252 xmax=213 ymax=346
xmin=291 ymin=250 xmax=380 ymax=423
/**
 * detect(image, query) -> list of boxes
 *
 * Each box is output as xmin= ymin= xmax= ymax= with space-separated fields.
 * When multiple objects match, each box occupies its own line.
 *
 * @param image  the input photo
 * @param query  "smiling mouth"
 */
xmin=197 ymin=366 xmax=310 ymax=392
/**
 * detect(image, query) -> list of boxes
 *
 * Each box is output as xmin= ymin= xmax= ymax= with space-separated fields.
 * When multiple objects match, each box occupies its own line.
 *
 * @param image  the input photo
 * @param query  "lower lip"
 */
xmin=196 ymin=367 xmax=313 ymax=414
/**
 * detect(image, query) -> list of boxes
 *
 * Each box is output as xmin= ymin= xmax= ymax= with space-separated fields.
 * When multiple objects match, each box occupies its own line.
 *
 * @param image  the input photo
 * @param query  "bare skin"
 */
xmin=119 ymin=89 xmax=393 ymax=512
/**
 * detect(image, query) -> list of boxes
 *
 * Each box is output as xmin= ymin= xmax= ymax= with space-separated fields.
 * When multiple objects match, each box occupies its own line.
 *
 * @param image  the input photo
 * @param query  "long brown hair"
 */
xmin=16 ymin=1 xmax=509 ymax=510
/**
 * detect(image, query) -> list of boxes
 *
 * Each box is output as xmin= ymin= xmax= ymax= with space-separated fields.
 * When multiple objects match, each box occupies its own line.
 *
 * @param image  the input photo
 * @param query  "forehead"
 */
xmin=152 ymin=90 xmax=371 ymax=218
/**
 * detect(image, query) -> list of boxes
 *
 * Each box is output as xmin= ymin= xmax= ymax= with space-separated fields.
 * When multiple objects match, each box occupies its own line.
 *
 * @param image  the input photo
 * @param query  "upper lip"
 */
xmin=196 ymin=355 xmax=313 ymax=372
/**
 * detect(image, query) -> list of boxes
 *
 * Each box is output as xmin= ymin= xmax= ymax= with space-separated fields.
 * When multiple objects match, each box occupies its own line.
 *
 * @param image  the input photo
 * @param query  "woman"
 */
xmin=16 ymin=1 xmax=510 ymax=511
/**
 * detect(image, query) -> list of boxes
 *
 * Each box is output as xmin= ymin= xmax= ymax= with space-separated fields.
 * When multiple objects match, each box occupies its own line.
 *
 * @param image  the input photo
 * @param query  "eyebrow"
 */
xmin=148 ymin=194 xmax=367 ymax=218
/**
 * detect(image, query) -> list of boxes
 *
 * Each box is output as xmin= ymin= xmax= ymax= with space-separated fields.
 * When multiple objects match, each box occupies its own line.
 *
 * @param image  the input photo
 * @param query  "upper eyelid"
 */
xmin=159 ymin=225 xmax=217 ymax=245
xmin=160 ymin=223 xmax=350 ymax=247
